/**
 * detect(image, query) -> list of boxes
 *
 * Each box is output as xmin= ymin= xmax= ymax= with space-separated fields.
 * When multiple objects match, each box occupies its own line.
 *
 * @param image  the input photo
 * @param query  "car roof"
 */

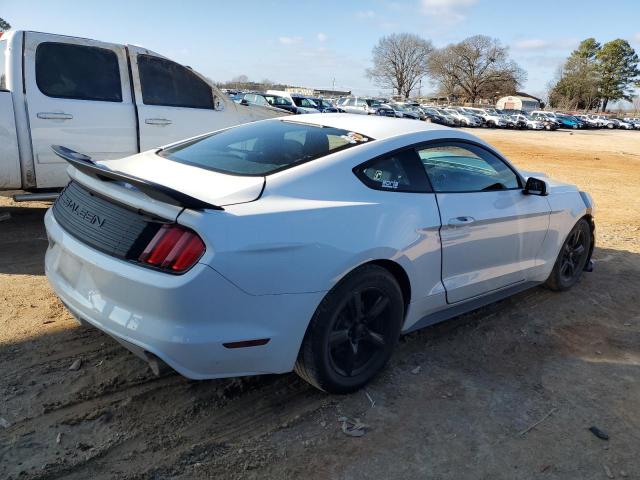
xmin=276 ymin=113 xmax=450 ymax=140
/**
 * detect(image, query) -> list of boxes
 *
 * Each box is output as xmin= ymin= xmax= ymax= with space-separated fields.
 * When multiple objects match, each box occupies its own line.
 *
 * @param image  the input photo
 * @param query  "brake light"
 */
xmin=138 ymin=224 xmax=205 ymax=272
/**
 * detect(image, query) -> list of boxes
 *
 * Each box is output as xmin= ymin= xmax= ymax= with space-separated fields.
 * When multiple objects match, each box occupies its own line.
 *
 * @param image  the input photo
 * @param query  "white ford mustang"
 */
xmin=45 ymin=114 xmax=595 ymax=393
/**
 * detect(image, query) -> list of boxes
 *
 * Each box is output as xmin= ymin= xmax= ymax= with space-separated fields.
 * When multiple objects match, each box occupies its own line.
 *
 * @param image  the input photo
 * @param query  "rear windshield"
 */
xmin=159 ymin=120 xmax=373 ymax=176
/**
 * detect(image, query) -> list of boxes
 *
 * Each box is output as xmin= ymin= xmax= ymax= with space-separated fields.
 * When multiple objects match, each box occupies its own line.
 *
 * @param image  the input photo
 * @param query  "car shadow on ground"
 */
xmin=1 ymin=244 xmax=639 ymax=478
xmin=0 ymin=205 xmax=49 ymax=275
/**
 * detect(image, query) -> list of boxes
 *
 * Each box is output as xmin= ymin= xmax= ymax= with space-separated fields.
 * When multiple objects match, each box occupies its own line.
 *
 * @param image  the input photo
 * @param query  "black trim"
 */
xmin=51 ymin=145 xmax=223 ymax=211
xmin=403 ymin=281 xmax=539 ymax=334
xmin=21 ymin=32 xmax=26 ymax=94
xmin=124 ymin=46 xmax=141 ymax=153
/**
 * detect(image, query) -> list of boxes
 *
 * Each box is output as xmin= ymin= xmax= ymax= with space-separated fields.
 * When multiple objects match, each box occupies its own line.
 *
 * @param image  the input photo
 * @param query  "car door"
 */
xmin=24 ymin=32 xmax=137 ymax=188
xmin=341 ymin=98 xmax=357 ymax=114
xmin=127 ymin=46 xmax=228 ymax=151
xmin=416 ymin=141 xmax=550 ymax=304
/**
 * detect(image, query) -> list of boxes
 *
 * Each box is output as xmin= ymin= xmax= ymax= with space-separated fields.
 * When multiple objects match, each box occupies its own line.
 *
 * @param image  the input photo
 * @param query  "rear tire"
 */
xmin=295 ymin=265 xmax=404 ymax=394
xmin=545 ymin=219 xmax=592 ymax=291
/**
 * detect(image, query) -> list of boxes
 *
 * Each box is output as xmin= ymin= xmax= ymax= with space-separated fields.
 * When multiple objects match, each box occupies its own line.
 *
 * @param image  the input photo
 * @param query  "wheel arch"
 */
xmin=358 ymin=259 xmax=412 ymax=315
xmin=580 ymin=213 xmax=596 ymax=268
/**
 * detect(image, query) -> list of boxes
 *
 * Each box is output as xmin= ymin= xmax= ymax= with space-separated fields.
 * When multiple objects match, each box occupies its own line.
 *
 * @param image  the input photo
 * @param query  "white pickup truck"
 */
xmin=0 ymin=30 xmax=285 ymax=198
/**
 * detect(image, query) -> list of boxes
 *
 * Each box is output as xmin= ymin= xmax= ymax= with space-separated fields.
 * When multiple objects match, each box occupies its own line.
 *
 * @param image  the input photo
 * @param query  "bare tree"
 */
xmin=428 ymin=35 xmax=525 ymax=104
xmin=366 ymin=33 xmax=433 ymax=99
xmin=231 ymin=74 xmax=250 ymax=84
xmin=0 ymin=17 xmax=10 ymax=32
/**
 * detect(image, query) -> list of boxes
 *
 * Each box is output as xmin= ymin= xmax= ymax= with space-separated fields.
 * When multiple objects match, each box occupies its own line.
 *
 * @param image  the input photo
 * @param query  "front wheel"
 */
xmin=295 ymin=265 xmax=404 ymax=393
xmin=545 ymin=219 xmax=592 ymax=291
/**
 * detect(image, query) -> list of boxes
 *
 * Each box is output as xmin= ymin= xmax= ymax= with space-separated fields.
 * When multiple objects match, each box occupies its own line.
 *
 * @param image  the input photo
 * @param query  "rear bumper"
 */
xmin=44 ymin=209 xmax=323 ymax=379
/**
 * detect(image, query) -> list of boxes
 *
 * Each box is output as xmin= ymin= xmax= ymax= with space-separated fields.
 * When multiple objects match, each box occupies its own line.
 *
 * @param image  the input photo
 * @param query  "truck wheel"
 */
xmin=295 ymin=265 xmax=404 ymax=393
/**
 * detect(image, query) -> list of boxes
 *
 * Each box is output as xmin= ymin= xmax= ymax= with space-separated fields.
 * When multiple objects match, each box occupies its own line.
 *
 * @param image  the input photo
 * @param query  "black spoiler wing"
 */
xmin=51 ymin=145 xmax=223 ymax=211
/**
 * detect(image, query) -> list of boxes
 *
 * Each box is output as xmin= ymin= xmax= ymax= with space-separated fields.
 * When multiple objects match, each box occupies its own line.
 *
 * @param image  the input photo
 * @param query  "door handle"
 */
xmin=448 ymin=216 xmax=476 ymax=226
xmin=37 ymin=112 xmax=73 ymax=120
xmin=145 ymin=118 xmax=172 ymax=126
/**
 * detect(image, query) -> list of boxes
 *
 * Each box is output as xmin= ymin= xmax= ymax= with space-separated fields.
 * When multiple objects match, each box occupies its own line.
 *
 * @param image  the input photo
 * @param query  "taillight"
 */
xmin=138 ymin=224 xmax=205 ymax=273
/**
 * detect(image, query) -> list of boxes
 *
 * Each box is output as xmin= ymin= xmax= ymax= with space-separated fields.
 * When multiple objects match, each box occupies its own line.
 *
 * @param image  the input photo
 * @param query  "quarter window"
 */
xmin=137 ymin=54 xmax=213 ymax=109
xmin=416 ymin=143 xmax=520 ymax=193
xmin=35 ymin=42 xmax=122 ymax=101
xmin=355 ymin=149 xmax=430 ymax=193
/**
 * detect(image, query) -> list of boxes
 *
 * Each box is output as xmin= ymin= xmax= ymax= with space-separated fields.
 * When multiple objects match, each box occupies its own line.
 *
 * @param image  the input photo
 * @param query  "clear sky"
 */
xmin=3 ymin=0 xmax=640 ymax=98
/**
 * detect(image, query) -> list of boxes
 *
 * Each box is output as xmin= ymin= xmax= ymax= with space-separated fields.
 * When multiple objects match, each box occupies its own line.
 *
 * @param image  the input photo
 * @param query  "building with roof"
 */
xmin=496 ymin=93 xmax=541 ymax=112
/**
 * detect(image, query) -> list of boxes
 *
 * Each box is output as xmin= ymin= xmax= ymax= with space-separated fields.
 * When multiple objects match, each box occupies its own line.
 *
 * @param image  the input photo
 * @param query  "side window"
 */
xmin=0 ymin=40 xmax=7 ymax=90
xmin=354 ymin=149 xmax=430 ymax=193
xmin=345 ymin=98 xmax=356 ymax=106
xmin=417 ymin=143 xmax=520 ymax=193
xmin=35 ymin=42 xmax=122 ymax=102
xmin=254 ymin=95 xmax=269 ymax=107
xmin=137 ymin=54 xmax=213 ymax=109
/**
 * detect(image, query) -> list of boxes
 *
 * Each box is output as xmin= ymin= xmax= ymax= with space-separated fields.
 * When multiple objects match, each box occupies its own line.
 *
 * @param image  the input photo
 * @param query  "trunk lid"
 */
xmin=100 ymin=150 xmax=265 ymax=207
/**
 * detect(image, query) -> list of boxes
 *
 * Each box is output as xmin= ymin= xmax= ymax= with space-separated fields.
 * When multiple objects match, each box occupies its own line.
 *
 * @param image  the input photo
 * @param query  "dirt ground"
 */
xmin=1 ymin=129 xmax=639 ymax=480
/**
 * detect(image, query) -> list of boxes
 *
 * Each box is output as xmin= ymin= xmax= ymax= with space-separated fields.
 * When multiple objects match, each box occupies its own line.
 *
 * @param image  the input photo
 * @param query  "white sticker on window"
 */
xmin=381 ymin=180 xmax=399 ymax=189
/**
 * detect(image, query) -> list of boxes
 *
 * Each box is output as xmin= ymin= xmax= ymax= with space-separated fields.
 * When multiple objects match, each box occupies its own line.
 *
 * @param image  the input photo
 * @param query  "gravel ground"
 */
xmin=1 ymin=128 xmax=639 ymax=479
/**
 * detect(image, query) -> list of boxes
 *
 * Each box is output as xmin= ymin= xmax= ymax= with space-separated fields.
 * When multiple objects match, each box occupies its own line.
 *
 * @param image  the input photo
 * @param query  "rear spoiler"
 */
xmin=51 ymin=145 xmax=223 ymax=211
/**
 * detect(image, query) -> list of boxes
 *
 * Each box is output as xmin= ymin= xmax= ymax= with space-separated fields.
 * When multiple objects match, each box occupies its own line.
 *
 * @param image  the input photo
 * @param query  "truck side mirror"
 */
xmin=523 ymin=177 xmax=548 ymax=196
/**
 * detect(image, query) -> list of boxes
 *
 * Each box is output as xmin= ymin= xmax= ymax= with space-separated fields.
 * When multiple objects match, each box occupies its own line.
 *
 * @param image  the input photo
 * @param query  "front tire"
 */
xmin=295 ymin=265 xmax=404 ymax=393
xmin=545 ymin=219 xmax=592 ymax=291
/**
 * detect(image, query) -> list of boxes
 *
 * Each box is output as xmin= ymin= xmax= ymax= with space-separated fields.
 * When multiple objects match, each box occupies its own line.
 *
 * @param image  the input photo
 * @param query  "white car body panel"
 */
xmin=45 ymin=114 xmax=593 ymax=379
xmin=23 ymin=32 xmax=139 ymax=189
xmin=437 ymin=190 xmax=550 ymax=303
xmin=101 ymin=150 xmax=265 ymax=207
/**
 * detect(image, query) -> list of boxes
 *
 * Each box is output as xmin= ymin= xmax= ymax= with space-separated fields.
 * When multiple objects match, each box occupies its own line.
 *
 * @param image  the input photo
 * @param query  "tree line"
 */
xmin=366 ymin=33 xmax=525 ymax=104
xmin=548 ymin=38 xmax=640 ymax=111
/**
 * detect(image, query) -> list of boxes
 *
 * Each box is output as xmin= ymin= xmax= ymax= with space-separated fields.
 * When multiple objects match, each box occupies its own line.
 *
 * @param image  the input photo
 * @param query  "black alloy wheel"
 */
xmin=295 ymin=265 xmax=404 ymax=393
xmin=546 ymin=219 xmax=592 ymax=291
xmin=328 ymin=287 xmax=392 ymax=378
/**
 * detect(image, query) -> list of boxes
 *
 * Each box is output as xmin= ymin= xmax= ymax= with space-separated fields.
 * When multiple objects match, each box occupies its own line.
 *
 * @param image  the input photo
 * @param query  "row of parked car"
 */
xmin=224 ymin=90 xmax=640 ymax=131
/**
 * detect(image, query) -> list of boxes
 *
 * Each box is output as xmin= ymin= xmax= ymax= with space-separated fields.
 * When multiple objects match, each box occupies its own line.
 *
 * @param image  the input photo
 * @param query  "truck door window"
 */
xmin=35 ymin=42 xmax=122 ymax=102
xmin=137 ymin=54 xmax=214 ymax=109
xmin=0 ymin=40 xmax=7 ymax=90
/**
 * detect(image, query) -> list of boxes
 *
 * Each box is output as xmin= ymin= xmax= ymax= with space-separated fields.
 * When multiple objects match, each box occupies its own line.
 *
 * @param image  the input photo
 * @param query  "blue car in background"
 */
xmin=555 ymin=114 xmax=582 ymax=129
xmin=308 ymin=97 xmax=341 ymax=113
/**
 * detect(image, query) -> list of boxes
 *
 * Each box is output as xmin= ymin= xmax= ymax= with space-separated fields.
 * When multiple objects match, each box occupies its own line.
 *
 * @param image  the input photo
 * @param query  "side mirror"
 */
xmin=523 ymin=177 xmax=548 ymax=196
xmin=240 ymin=99 xmax=249 ymax=106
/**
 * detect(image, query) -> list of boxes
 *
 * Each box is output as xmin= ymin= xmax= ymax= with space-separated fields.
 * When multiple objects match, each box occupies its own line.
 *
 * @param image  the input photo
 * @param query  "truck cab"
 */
xmin=0 ymin=30 xmax=285 ymax=193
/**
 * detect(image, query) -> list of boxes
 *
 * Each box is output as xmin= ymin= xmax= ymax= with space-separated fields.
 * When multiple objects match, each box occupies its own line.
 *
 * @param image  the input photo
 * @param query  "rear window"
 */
xmin=36 ymin=42 xmax=122 ymax=102
xmin=159 ymin=120 xmax=373 ymax=176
